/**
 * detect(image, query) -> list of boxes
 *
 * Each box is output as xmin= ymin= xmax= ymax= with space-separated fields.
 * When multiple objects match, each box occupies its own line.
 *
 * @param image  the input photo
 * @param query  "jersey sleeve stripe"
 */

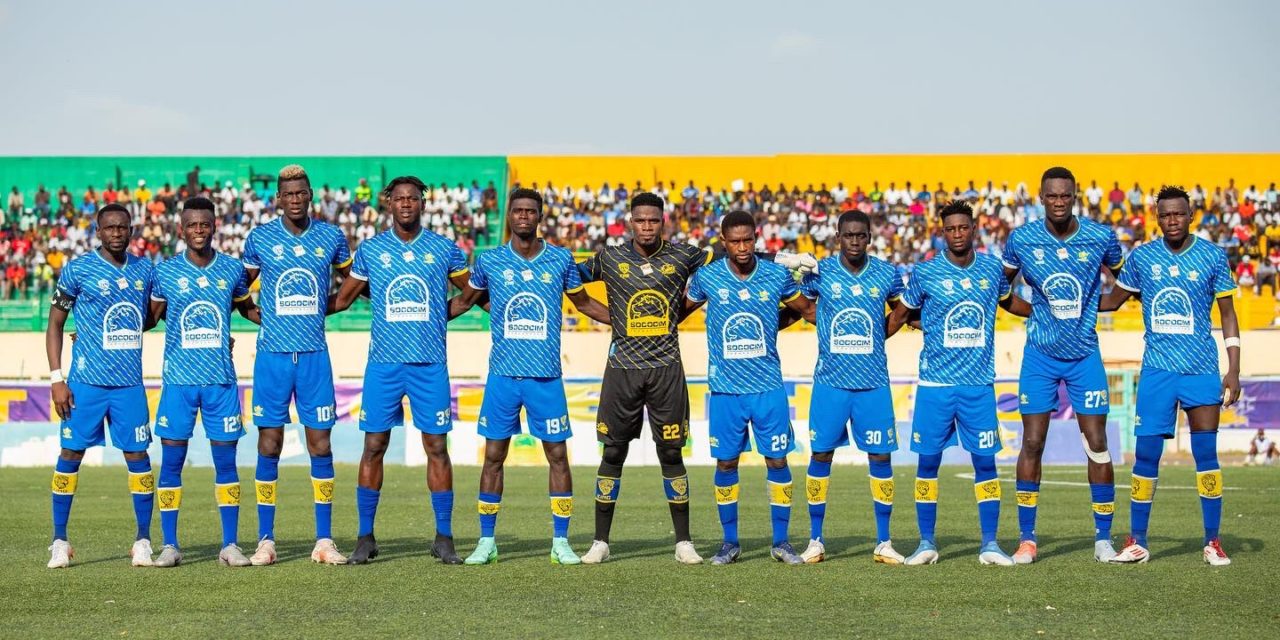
xmin=899 ymin=298 xmax=920 ymax=310
xmin=1107 ymin=256 xmax=1125 ymax=270
xmin=150 ymin=295 xmax=165 ymax=302
xmin=349 ymin=272 xmax=369 ymax=282
xmin=782 ymin=291 xmax=802 ymax=303
xmin=467 ymin=280 xmax=487 ymax=290
xmin=1115 ymin=280 xmax=1140 ymax=293
xmin=1000 ymin=260 xmax=1018 ymax=270
xmin=242 ymin=262 xmax=259 ymax=269
xmin=999 ymin=291 xmax=1012 ymax=301
xmin=449 ymin=267 xmax=470 ymax=278
xmin=565 ymin=284 xmax=585 ymax=294
xmin=702 ymin=248 xmax=715 ymax=266
xmin=1216 ymin=287 xmax=1237 ymax=299
xmin=335 ymin=256 xmax=354 ymax=268
xmin=233 ymin=293 xmax=252 ymax=302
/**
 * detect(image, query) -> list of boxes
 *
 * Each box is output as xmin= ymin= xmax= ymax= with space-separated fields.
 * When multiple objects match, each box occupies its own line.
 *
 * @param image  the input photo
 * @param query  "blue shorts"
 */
xmin=478 ymin=375 xmax=571 ymax=442
xmin=155 ymin=383 xmax=244 ymax=442
xmin=1135 ymin=367 xmax=1222 ymax=438
xmin=910 ymin=384 xmax=1000 ymax=456
xmin=1019 ymin=346 xmax=1110 ymax=415
xmin=252 ymin=350 xmax=336 ymax=429
xmin=361 ymin=361 xmax=452 ymax=434
xmin=808 ymin=382 xmax=897 ymax=454
xmin=708 ymin=388 xmax=795 ymax=460
xmin=60 ymin=382 xmax=150 ymax=452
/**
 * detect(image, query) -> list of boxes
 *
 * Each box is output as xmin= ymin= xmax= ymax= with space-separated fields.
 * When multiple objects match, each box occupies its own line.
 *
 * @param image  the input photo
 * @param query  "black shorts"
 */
xmin=596 ymin=362 xmax=690 ymax=449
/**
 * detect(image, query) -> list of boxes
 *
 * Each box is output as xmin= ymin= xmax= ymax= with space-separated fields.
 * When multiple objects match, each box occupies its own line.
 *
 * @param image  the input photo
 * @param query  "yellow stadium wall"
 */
xmin=509 ymin=154 xmax=1280 ymax=194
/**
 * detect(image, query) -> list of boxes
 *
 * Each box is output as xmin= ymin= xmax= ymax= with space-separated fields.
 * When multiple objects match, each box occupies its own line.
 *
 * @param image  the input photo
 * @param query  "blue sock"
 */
xmin=357 ymin=486 xmax=380 ymax=537
xmin=211 ymin=444 xmax=239 ymax=547
xmin=766 ymin=465 xmax=793 ymax=546
xmin=1090 ymin=483 xmax=1115 ymax=542
xmin=868 ymin=458 xmax=893 ymax=543
xmin=714 ymin=468 xmax=740 ymax=545
xmin=478 ymin=492 xmax=501 ymax=538
xmin=1190 ymin=431 xmax=1223 ymax=544
xmin=1130 ymin=435 xmax=1164 ymax=547
xmin=806 ymin=458 xmax=832 ymax=542
xmin=255 ymin=454 xmax=280 ymax=541
xmin=551 ymin=492 xmax=572 ymax=538
xmin=431 ymin=491 xmax=454 ymax=537
xmin=915 ymin=454 xmax=942 ymax=545
xmin=126 ymin=457 xmax=154 ymax=541
xmin=51 ymin=457 xmax=82 ymax=541
xmin=310 ymin=454 xmax=335 ymax=540
xmin=1015 ymin=480 xmax=1040 ymax=542
xmin=158 ymin=444 xmax=187 ymax=548
xmin=972 ymin=454 xmax=1000 ymax=545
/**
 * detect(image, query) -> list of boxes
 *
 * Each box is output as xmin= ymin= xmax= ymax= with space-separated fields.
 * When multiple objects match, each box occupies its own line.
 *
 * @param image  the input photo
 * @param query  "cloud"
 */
xmin=770 ymin=30 xmax=821 ymax=59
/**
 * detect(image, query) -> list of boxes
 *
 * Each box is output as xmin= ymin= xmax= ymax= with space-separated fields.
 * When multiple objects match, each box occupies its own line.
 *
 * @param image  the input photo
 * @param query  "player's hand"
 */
xmin=229 ymin=336 xmax=236 ymax=355
xmin=1221 ymin=372 xmax=1241 ymax=408
xmin=68 ymin=332 xmax=77 ymax=343
xmin=775 ymin=251 xmax=818 ymax=275
xmin=51 ymin=381 xmax=74 ymax=420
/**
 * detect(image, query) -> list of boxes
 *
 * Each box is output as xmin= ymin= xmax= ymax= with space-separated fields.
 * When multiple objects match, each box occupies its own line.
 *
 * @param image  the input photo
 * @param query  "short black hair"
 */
xmin=181 ymin=196 xmax=216 ymax=213
xmin=938 ymin=200 xmax=974 ymax=221
xmin=383 ymin=175 xmax=427 ymax=198
xmin=720 ymin=210 xmax=756 ymax=235
xmin=837 ymin=210 xmax=871 ymax=231
xmin=630 ymin=192 xmax=665 ymax=211
xmin=508 ymin=188 xmax=543 ymax=212
xmin=1041 ymin=166 xmax=1076 ymax=188
xmin=96 ymin=203 xmax=131 ymax=222
xmin=1156 ymin=184 xmax=1191 ymax=205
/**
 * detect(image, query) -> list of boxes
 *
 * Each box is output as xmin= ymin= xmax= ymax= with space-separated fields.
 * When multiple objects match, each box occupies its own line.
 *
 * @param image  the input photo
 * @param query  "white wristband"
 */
xmin=50 ymin=369 xmax=65 ymax=383
xmin=1224 ymin=337 xmax=1241 ymax=349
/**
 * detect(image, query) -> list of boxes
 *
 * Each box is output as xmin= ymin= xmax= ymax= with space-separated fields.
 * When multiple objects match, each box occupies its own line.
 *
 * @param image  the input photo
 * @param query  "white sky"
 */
xmin=1 ymin=0 xmax=1276 ymax=155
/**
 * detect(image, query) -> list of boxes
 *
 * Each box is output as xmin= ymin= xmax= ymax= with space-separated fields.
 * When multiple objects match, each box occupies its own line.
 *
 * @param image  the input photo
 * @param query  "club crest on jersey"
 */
xmin=717 ymin=288 xmax=730 ymax=303
xmin=1150 ymin=287 xmax=1194 ymax=335
xmin=596 ymin=422 xmax=608 ymax=434
xmin=625 ymin=289 xmax=669 ymax=336
xmin=722 ymin=312 xmax=766 ymax=359
xmin=943 ymin=301 xmax=985 ymax=348
xmin=830 ymin=308 xmax=874 ymax=355
xmin=1151 ymin=264 xmax=1163 ymax=280
xmin=1032 ymin=248 xmax=1046 ymax=264
xmin=502 ymin=269 xmax=516 ymax=286
xmin=97 ymin=279 xmax=111 ymax=295
xmin=618 ymin=263 xmax=631 ymax=279
xmin=275 ymin=268 xmax=320 ymax=316
xmin=1043 ymin=273 xmax=1083 ymax=319
xmin=831 ymin=282 xmax=843 ymax=298
xmin=504 ymin=292 xmax=548 ymax=340
xmin=272 ymin=244 xmax=285 ymax=260
xmin=379 ymin=252 xmax=393 ymax=268
xmin=660 ymin=263 xmax=676 ymax=275
xmin=942 ymin=279 xmax=955 ymax=293
xmin=102 ymin=302 xmax=143 ymax=350
xmin=180 ymin=300 xmax=223 ymax=349
xmin=177 ymin=277 xmax=191 ymax=292
xmin=385 ymin=274 xmax=430 ymax=322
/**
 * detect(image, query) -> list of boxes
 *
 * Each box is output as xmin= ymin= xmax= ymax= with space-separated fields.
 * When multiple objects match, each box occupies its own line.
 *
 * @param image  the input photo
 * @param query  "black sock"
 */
xmin=595 ymin=461 xmax=624 ymax=542
xmin=661 ymin=461 xmax=691 ymax=543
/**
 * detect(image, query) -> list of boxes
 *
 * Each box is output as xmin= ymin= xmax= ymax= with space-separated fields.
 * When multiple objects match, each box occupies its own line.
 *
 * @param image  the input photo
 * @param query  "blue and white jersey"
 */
xmin=688 ymin=258 xmax=799 ymax=394
xmin=801 ymin=255 xmax=903 ymax=390
xmin=56 ymin=251 xmax=153 ymax=387
xmin=900 ymin=252 xmax=1010 ymax=385
xmin=350 ymin=228 xmax=469 ymax=364
xmin=1002 ymin=217 xmax=1123 ymax=359
xmin=242 ymin=218 xmax=351 ymax=353
xmin=1116 ymin=237 xmax=1236 ymax=375
xmin=151 ymin=253 xmax=251 ymax=385
xmin=470 ymin=242 xmax=583 ymax=378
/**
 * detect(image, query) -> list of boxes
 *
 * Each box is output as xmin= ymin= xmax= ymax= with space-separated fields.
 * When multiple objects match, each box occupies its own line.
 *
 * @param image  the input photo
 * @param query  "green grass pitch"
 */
xmin=3 ymin=464 xmax=1277 ymax=639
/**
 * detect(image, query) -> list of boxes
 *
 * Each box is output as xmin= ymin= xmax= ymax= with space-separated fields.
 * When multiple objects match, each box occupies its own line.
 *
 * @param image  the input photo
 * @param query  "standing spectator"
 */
xmin=1108 ymin=182 xmax=1125 ymax=216
xmin=6 ymin=186 xmax=23 ymax=221
xmin=185 ymin=165 xmax=200 ymax=194
xmin=1236 ymin=254 xmax=1256 ymax=289
xmin=133 ymin=179 xmax=151 ymax=217
xmin=1127 ymin=182 xmax=1144 ymax=215
xmin=1085 ymin=180 xmax=1103 ymax=218
xmin=34 ymin=185 xmax=51 ymax=218
xmin=4 ymin=260 xmax=27 ymax=299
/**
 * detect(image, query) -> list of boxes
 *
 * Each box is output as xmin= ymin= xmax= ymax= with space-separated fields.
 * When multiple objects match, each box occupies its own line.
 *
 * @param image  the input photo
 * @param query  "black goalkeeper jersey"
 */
xmin=578 ymin=241 xmax=713 ymax=370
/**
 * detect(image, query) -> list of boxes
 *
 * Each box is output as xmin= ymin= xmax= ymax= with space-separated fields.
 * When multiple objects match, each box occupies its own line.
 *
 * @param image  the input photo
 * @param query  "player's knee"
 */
xmin=1021 ymin=435 xmax=1046 ymax=456
xmin=811 ymin=450 xmax=835 ymax=463
xmin=422 ymin=434 xmax=450 ymax=459
xmin=257 ymin=429 xmax=283 ymax=456
xmin=59 ymin=448 xmax=85 ymax=462
xmin=716 ymin=458 xmax=739 ymax=472
xmin=764 ymin=456 xmax=788 ymax=470
xmin=122 ymin=450 xmax=149 ymax=462
xmin=1080 ymin=431 xmax=1110 ymax=464
xmin=655 ymin=446 xmax=684 ymax=467
xmin=601 ymin=444 xmax=629 ymax=467
xmin=867 ymin=452 xmax=889 ymax=464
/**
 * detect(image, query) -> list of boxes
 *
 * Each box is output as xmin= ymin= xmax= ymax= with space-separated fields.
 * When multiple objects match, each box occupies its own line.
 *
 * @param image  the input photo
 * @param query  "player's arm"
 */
xmin=449 ymin=279 xmax=487 ymax=320
xmin=243 ymin=266 xmax=260 ymax=288
xmin=884 ymin=298 xmax=907 ymax=337
xmin=1218 ymin=290 xmax=1242 ymax=408
xmin=46 ymin=293 xmax=74 ymax=420
xmin=1000 ymin=292 xmax=1032 ymax=317
xmin=1098 ymin=284 xmax=1134 ymax=312
xmin=777 ymin=306 xmax=803 ymax=330
xmin=568 ymin=288 xmax=610 ymax=324
xmin=149 ymin=299 xmax=167 ymax=324
xmin=234 ymin=294 xmax=261 ymax=325
xmin=783 ymin=291 xmax=816 ymax=324
xmin=327 ymin=274 xmax=368 ymax=315
xmin=680 ymin=294 xmax=706 ymax=320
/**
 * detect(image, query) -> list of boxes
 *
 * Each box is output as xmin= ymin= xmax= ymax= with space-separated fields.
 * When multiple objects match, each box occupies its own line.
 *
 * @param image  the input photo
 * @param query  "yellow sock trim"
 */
xmin=1016 ymin=490 xmax=1039 ymax=508
xmin=768 ymin=481 xmax=794 ymax=507
xmin=807 ymin=475 xmax=830 ymax=505
xmin=974 ymin=479 xmax=1001 ymax=503
xmin=478 ymin=500 xmax=501 ymax=515
xmin=51 ymin=471 xmax=78 ymax=496
xmin=1092 ymin=502 xmax=1115 ymax=515
xmin=128 ymin=471 xmax=155 ymax=495
xmin=256 ymin=480 xmax=277 ymax=506
xmin=1197 ymin=469 xmax=1223 ymax=499
xmin=157 ymin=486 xmax=182 ymax=511
xmin=1130 ymin=475 xmax=1156 ymax=503
xmin=869 ymin=476 xmax=894 ymax=505
xmin=550 ymin=496 xmax=573 ymax=518
xmin=215 ymin=482 xmax=241 ymax=507
xmin=311 ymin=477 xmax=334 ymax=504
xmin=915 ymin=478 xmax=938 ymax=503
xmin=715 ymin=484 xmax=740 ymax=505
